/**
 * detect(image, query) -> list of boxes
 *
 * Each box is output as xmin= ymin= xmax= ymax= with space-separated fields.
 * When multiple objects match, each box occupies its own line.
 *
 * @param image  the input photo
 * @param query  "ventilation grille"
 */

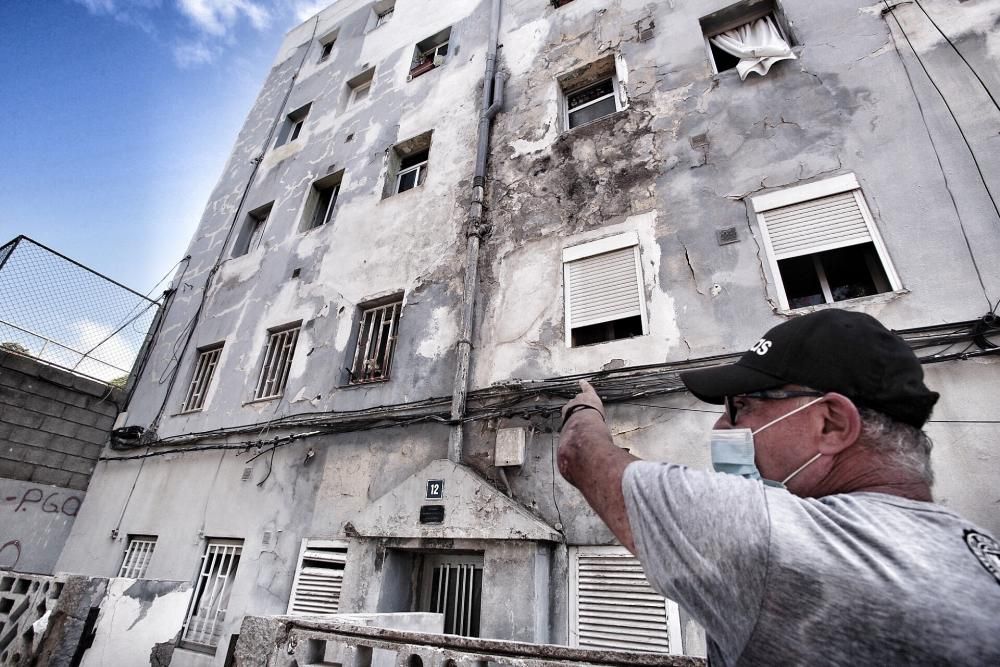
xmin=573 ymin=550 xmax=670 ymax=653
xmin=419 ymin=505 xmax=445 ymax=524
xmin=288 ymin=544 xmax=348 ymax=615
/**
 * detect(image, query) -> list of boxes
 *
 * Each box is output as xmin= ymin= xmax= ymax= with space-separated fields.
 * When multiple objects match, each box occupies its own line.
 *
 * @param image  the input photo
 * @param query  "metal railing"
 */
xmin=0 ymin=235 xmax=161 ymax=386
xmin=235 ymin=615 xmax=707 ymax=667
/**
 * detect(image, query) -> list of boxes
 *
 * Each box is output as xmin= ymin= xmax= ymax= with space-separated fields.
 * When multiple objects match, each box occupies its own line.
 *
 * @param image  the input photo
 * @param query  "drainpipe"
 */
xmin=448 ymin=0 xmax=506 ymax=464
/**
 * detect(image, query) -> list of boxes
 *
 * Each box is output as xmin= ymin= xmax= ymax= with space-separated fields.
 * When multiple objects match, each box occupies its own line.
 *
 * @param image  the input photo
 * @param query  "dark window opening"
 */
xmin=778 ymin=243 xmax=891 ymax=310
xmin=571 ymin=315 xmax=643 ymax=347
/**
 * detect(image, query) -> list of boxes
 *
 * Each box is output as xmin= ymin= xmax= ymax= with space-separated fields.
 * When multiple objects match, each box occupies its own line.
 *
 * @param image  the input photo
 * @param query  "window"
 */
xmin=347 ymin=67 xmax=375 ymax=106
xmin=751 ymin=174 xmax=901 ymax=310
xmin=419 ymin=554 xmax=483 ymax=637
xmin=254 ymin=325 xmax=300 ymax=400
xmin=700 ymin=1 xmax=795 ymax=78
xmin=385 ymin=131 xmax=432 ymax=197
xmin=231 ymin=202 xmax=272 ymax=258
xmin=349 ymin=297 xmax=401 ymax=384
xmin=369 ymin=0 xmax=395 ymax=30
xmin=375 ymin=6 xmax=393 ymax=27
xmin=287 ymin=540 xmax=348 ymax=615
xmin=276 ymin=103 xmax=311 ymax=146
xmin=303 ymin=171 xmax=344 ymax=231
xmin=181 ymin=539 xmax=243 ymax=650
xmin=119 ymin=535 xmax=157 ymax=578
xmin=559 ymin=55 xmax=626 ymax=130
xmin=563 ymin=232 xmax=648 ymax=347
xmin=317 ymin=30 xmax=338 ymax=62
xmin=569 ymin=546 xmax=679 ymax=653
xmin=409 ymin=28 xmax=451 ymax=80
xmin=181 ymin=344 xmax=224 ymax=412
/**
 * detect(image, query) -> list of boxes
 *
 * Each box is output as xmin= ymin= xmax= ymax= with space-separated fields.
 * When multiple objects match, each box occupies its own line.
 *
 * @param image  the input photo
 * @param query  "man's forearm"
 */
xmin=558 ymin=411 xmax=639 ymax=554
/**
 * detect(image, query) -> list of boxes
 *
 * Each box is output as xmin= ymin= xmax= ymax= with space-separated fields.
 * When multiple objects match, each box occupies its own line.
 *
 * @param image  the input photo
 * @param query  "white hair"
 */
xmin=858 ymin=408 xmax=934 ymax=485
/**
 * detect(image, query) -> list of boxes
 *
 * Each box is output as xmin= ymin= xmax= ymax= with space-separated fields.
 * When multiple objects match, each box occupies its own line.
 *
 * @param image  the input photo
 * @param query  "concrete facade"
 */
xmin=54 ymin=0 xmax=1000 ymax=665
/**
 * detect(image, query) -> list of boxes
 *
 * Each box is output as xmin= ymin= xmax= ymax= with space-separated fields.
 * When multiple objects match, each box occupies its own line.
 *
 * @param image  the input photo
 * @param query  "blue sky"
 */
xmin=0 ymin=0 xmax=331 ymax=295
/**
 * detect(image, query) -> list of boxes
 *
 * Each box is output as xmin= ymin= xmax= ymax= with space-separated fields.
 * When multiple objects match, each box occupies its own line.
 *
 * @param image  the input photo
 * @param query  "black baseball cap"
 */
xmin=680 ymin=309 xmax=939 ymax=427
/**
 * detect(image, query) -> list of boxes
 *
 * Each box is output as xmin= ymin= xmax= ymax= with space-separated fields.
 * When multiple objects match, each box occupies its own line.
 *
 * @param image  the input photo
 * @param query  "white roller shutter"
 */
xmin=567 ymin=247 xmax=642 ymax=327
xmin=569 ymin=546 xmax=676 ymax=654
xmin=761 ymin=190 xmax=872 ymax=259
xmin=287 ymin=541 xmax=348 ymax=615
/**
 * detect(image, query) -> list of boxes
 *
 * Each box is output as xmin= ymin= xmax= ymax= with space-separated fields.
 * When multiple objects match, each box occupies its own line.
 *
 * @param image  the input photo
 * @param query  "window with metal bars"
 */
xmin=286 ymin=540 xmax=348 ymax=615
xmin=254 ymin=325 xmax=299 ymax=400
xmin=118 ymin=535 xmax=157 ymax=578
xmin=182 ymin=539 xmax=243 ymax=650
xmin=563 ymin=232 xmax=649 ymax=347
xmin=374 ymin=5 xmax=394 ymax=27
xmin=569 ymin=546 xmax=678 ymax=653
xmin=419 ymin=554 xmax=483 ymax=637
xmin=348 ymin=299 xmax=401 ymax=384
xmin=750 ymin=173 xmax=901 ymax=310
xmin=181 ymin=344 xmax=223 ymax=412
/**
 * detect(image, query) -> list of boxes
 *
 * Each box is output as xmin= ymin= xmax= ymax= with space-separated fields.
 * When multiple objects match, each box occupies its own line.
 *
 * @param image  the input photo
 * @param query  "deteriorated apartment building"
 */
xmin=50 ymin=0 xmax=999 ymax=664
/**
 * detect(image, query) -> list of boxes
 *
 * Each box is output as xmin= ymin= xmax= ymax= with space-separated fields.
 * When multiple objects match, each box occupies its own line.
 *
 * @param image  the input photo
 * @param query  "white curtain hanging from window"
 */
xmin=710 ymin=16 xmax=796 ymax=80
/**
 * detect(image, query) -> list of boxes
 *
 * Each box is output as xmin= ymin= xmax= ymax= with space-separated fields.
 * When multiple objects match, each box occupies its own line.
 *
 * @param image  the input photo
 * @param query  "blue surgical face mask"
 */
xmin=710 ymin=396 xmax=825 ymax=489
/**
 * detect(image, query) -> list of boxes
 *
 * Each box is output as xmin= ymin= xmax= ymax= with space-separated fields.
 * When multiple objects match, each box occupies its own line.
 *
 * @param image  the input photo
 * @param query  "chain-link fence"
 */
xmin=0 ymin=235 xmax=162 ymax=385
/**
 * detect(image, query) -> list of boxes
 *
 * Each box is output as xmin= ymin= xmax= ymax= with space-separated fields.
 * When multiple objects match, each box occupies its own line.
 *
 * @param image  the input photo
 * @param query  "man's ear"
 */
xmin=816 ymin=392 xmax=862 ymax=455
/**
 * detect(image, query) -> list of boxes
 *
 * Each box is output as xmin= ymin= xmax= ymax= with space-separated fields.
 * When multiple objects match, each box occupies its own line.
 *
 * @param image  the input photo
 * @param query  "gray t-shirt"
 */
xmin=622 ymin=461 xmax=1000 ymax=665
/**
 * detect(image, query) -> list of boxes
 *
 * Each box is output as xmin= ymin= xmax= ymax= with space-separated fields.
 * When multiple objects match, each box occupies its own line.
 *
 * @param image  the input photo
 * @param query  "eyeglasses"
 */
xmin=724 ymin=390 xmax=825 ymax=426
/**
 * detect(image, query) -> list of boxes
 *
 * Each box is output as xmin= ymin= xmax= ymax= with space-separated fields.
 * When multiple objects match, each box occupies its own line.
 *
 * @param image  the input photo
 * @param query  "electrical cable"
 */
xmin=912 ymin=0 xmax=1000 ymax=114
xmin=882 ymin=2 xmax=996 ymax=311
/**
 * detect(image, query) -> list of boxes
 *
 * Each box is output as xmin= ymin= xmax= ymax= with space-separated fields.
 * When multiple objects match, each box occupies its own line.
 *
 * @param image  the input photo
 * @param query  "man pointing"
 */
xmin=558 ymin=309 xmax=1000 ymax=665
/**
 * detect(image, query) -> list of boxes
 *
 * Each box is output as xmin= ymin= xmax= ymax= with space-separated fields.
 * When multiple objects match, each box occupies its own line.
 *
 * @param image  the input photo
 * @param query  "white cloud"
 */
xmin=173 ymin=39 xmax=219 ymax=67
xmin=292 ymin=0 xmax=331 ymax=22
xmin=176 ymin=0 xmax=272 ymax=35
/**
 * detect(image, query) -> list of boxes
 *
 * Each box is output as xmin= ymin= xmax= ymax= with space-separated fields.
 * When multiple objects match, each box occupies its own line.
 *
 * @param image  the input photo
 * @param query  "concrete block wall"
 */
xmin=0 ymin=352 xmax=119 ymax=491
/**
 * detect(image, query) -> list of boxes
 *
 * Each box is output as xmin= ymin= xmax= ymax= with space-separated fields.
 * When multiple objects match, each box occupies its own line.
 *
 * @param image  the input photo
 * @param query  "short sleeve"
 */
xmin=622 ymin=461 xmax=771 ymax=664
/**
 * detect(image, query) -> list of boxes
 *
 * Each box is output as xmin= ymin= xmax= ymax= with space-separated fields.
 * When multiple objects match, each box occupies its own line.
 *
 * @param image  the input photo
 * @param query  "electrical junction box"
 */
xmin=495 ymin=427 xmax=526 ymax=466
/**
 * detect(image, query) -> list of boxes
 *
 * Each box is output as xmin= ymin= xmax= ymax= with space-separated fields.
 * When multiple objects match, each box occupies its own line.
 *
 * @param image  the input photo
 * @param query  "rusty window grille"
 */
xmin=182 ymin=539 xmax=243 ymax=649
xmin=349 ymin=300 xmax=401 ymax=384
xmin=181 ymin=344 xmax=223 ymax=412
xmin=0 ymin=235 xmax=161 ymax=386
xmin=254 ymin=326 xmax=299 ymax=400
xmin=119 ymin=535 xmax=157 ymax=578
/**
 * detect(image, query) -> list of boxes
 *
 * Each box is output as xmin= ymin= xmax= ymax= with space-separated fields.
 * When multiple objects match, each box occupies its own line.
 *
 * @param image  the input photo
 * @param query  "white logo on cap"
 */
xmin=750 ymin=338 xmax=772 ymax=356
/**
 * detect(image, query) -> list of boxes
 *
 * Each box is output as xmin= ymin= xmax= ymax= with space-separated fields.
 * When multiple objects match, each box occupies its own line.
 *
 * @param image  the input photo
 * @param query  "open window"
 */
xmin=347 ymin=67 xmax=375 ymax=106
xmin=563 ymin=232 xmax=649 ymax=347
xmin=302 ymin=170 xmax=344 ymax=231
xmin=317 ymin=29 xmax=339 ymax=63
xmin=347 ymin=295 xmax=402 ymax=384
xmin=750 ymin=173 xmax=902 ymax=310
xmin=231 ymin=202 xmax=272 ymax=258
xmin=559 ymin=55 xmax=626 ymax=130
xmin=180 ymin=343 xmax=224 ymax=412
xmin=409 ymin=27 xmax=451 ymax=80
xmin=368 ymin=0 xmax=395 ymax=30
xmin=276 ymin=103 xmax=311 ymax=146
xmin=385 ymin=132 xmax=432 ymax=197
xmin=700 ymin=0 xmax=795 ymax=79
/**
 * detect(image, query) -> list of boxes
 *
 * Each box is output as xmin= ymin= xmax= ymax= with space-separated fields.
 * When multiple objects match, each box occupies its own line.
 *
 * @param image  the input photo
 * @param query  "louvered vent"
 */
xmin=573 ymin=550 xmax=670 ymax=653
xmin=566 ymin=246 xmax=641 ymax=329
xmin=761 ymin=190 xmax=872 ymax=259
xmin=287 ymin=544 xmax=348 ymax=615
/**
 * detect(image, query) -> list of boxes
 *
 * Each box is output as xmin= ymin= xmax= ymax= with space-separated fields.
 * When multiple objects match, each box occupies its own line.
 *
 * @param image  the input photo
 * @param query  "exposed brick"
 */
xmin=77 ymin=442 xmax=104 ymax=460
xmin=0 ymin=353 xmax=42 ymax=378
xmin=38 ymin=415 xmax=80 ymax=439
xmin=0 ymin=457 xmax=35 ymax=481
xmin=60 ymin=404 xmax=115 ymax=429
xmin=7 ymin=443 xmax=66 ymax=469
xmin=6 ymin=425 xmax=50 ymax=448
xmin=61 ymin=453 xmax=97 ymax=476
xmin=0 ymin=405 xmax=45 ymax=429
xmin=0 ymin=422 xmax=12 ymax=441
xmin=30 ymin=466 xmax=73 ymax=487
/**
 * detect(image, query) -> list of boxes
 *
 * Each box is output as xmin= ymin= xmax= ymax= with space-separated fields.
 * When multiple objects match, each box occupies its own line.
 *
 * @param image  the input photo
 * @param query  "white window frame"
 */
xmin=350 ymin=79 xmax=372 ymax=105
xmin=349 ymin=299 xmax=402 ymax=384
xmin=568 ymin=545 xmax=681 ymax=654
xmin=119 ymin=535 xmax=157 ymax=578
xmin=286 ymin=539 xmax=349 ymax=615
xmin=253 ymin=325 xmax=300 ymax=400
xmin=750 ymin=173 xmax=902 ymax=311
xmin=181 ymin=538 xmax=243 ymax=650
xmin=564 ymin=75 xmax=623 ymax=130
xmin=277 ymin=103 xmax=311 ymax=147
xmin=180 ymin=344 xmax=223 ymax=413
xmin=394 ymin=155 xmax=428 ymax=194
xmin=562 ymin=231 xmax=649 ymax=347
xmin=375 ymin=6 xmax=394 ymax=27
xmin=310 ymin=182 xmax=340 ymax=230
